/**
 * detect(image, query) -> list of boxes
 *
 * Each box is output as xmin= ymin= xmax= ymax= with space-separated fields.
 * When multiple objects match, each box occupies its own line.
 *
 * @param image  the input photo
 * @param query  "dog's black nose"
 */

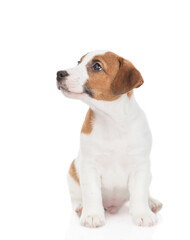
xmin=57 ymin=71 xmax=69 ymax=81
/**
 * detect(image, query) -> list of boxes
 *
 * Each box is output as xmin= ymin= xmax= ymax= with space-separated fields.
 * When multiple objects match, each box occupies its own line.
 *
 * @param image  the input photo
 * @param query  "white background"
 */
xmin=0 ymin=0 xmax=190 ymax=239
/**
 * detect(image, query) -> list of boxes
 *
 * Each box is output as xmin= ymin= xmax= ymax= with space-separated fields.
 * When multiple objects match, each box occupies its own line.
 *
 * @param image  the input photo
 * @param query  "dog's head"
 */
xmin=57 ymin=50 xmax=143 ymax=101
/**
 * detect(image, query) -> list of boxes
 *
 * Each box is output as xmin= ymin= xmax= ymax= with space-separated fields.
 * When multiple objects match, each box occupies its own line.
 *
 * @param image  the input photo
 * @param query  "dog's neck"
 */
xmin=87 ymin=93 xmax=140 ymax=124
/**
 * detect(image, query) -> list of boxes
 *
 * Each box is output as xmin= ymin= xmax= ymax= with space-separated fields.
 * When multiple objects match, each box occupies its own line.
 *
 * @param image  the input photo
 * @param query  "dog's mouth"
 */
xmin=57 ymin=81 xmax=69 ymax=91
xmin=57 ymin=81 xmax=90 ymax=97
xmin=57 ymin=84 xmax=85 ymax=96
xmin=58 ymin=85 xmax=68 ymax=91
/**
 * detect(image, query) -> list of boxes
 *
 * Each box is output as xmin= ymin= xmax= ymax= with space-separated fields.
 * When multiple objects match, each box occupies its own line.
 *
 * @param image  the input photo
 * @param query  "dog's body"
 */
xmin=57 ymin=50 xmax=162 ymax=228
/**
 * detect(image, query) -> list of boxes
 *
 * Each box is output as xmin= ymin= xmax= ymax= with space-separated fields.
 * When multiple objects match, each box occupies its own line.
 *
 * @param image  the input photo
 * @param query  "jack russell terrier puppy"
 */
xmin=56 ymin=50 xmax=162 ymax=228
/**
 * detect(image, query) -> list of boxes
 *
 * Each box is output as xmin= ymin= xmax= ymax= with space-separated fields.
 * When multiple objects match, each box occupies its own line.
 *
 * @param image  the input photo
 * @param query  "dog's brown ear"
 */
xmin=111 ymin=58 xmax=144 ymax=95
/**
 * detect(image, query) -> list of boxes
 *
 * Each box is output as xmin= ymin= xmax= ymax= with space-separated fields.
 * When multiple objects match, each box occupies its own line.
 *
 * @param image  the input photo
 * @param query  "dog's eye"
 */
xmin=77 ymin=61 xmax=81 ymax=65
xmin=92 ymin=63 xmax=103 ymax=72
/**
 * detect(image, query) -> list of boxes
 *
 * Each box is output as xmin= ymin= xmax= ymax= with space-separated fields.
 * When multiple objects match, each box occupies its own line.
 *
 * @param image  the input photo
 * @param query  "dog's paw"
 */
xmin=149 ymin=197 xmax=163 ymax=213
xmin=131 ymin=209 xmax=157 ymax=227
xmin=80 ymin=213 xmax=105 ymax=228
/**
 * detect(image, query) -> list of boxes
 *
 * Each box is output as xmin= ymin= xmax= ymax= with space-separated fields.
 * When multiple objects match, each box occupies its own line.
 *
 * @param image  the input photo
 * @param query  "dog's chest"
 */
xmin=92 ymin=120 xmax=132 ymax=201
xmin=91 ymin=115 xmax=135 ymax=155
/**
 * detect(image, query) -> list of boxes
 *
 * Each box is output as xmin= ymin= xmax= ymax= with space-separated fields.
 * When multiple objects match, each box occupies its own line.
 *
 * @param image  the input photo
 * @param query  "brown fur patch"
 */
xmin=84 ymin=52 xmax=143 ymax=101
xmin=127 ymin=90 xmax=133 ymax=98
xmin=79 ymin=53 xmax=87 ymax=64
xmin=111 ymin=58 xmax=144 ymax=95
xmin=84 ymin=52 xmax=120 ymax=101
xmin=75 ymin=206 xmax=83 ymax=217
xmin=69 ymin=160 xmax=79 ymax=184
xmin=81 ymin=108 xmax=94 ymax=134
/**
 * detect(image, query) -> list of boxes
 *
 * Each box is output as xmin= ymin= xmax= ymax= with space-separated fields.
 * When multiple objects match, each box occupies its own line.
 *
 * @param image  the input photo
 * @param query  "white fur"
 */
xmin=61 ymin=51 xmax=162 ymax=228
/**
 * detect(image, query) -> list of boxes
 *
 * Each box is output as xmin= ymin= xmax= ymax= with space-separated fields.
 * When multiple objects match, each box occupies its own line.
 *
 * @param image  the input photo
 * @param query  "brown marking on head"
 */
xmin=111 ymin=57 xmax=144 ymax=95
xmin=69 ymin=160 xmax=80 ymax=184
xmin=81 ymin=108 xmax=94 ymax=134
xmin=83 ymin=52 xmax=143 ymax=101
xmin=78 ymin=53 xmax=88 ymax=64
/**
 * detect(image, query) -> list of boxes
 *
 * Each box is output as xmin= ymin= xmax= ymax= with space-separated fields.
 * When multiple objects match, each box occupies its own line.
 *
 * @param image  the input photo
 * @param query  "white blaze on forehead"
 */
xmin=81 ymin=50 xmax=108 ymax=66
xmin=75 ymin=50 xmax=107 ymax=92
xmin=64 ymin=50 xmax=108 ymax=94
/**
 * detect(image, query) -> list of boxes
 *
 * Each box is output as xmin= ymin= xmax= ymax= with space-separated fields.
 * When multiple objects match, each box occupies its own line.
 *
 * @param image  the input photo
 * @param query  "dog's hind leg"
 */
xmin=67 ymin=160 xmax=82 ymax=216
xmin=149 ymin=197 xmax=163 ymax=213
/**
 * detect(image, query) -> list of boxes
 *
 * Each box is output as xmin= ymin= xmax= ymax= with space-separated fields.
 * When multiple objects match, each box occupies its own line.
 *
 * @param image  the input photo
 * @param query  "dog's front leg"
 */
xmin=79 ymin=156 xmax=105 ymax=228
xmin=129 ymin=165 xmax=157 ymax=226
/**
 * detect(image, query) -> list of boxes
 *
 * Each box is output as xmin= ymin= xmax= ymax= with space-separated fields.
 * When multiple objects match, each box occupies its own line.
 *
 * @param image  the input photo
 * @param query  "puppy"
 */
xmin=57 ymin=50 xmax=162 ymax=228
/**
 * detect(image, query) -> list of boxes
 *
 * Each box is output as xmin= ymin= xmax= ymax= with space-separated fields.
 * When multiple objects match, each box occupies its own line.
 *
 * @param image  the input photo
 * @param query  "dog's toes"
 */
xmin=80 ymin=213 xmax=105 ymax=228
xmin=149 ymin=197 xmax=163 ymax=213
xmin=131 ymin=209 xmax=157 ymax=227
